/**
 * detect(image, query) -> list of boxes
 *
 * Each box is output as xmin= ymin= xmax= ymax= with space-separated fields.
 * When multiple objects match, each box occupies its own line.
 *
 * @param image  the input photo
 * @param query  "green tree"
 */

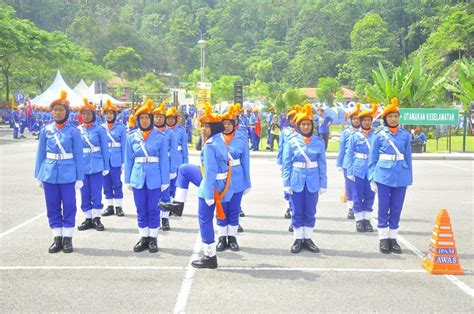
xmin=211 ymin=75 xmax=242 ymax=103
xmin=317 ymin=77 xmax=341 ymax=106
xmin=445 ymin=58 xmax=474 ymax=110
xmin=103 ymin=46 xmax=141 ymax=80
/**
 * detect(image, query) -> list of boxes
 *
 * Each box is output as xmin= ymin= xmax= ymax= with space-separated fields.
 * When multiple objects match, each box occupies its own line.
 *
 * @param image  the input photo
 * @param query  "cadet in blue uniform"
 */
xmin=35 ymin=90 xmax=84 ymax=253
xmin=77 ymin=98 xmax=110 ymax=232
xmin=337 ymin=103 xmax=361 ymax=219
xmin=125 ymin=100 xmax=170 ymax=253
xmin=346 ymin=104 xmax=378 ymax=233
xmin=101 ymin=100 xmax=127 ymax=217
xmin=19 ymin=105 xmax=27 ymax=138
xmin=282 ymin=104 xmax=327 ymax=253
xmin=216 ymin=105 xmax=250 ymax=251
xmin=12 ymin=106 xmax=21 ymax=139
xmin=368 ymin=98 xmax=413 ymax=254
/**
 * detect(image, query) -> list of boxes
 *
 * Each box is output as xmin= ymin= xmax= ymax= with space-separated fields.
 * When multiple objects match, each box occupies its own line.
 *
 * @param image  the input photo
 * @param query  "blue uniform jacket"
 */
xmin=102 ymin=122 xmax=127 ymax=168
xmin=277 ymin=127 xmax=296 ymax=166
xmin=12 ymin=111 xmax=20 ymax=126
xmin=124 ymin=129 xmax=170 ymax=190
xmin=337 ymin=127 xmax=357 ymax=169
xmin=79 ymin=124 xmax=110 ymax=175
xmin=368 ymin=127 xmax=413 ymax=187
xmin=158 ymin=127 xmax=178 ymax=175
xmin=282 ymin=134 xmax=328 ymax=193
xmin=198 ymin=134 xmax=233 ymax=202
xmin=346 ymin=129 xmax=375 ymax=179
xmin=35 ymin=123 xmax=84 ymax=184
xmin=228 ymin=133 xmax=251 ymax=193
xmin=171 ymin=125 xmax=189 ymax=165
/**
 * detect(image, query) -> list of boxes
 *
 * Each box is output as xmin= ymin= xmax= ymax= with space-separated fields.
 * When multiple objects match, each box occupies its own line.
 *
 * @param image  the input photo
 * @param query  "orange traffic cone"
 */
xmin=422 ymin=209 xmax=464 ymax=275
xmin=340 ymin=191 xmax=347 ymax=203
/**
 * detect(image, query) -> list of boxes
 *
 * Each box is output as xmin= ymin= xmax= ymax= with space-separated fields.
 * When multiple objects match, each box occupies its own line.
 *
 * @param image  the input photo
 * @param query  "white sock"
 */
xmin=92 ymin=209 xmax=102 ymax=218
xmin=104 ymin=198 xmax=113 ymax=207
xmin=347 ymin=201 xmax=354 ymax=210
xmin=138 ymin=227 xmax=149 ymax=237
xmin=228 ymin=225 xmax=239 ymax=237
xmin=303 ymin=226 xmax=313 ymax=239
xmin=149 ymin=228 xmax=158 ymax=238
xmin=52 ymin=228 xmax=62 ymax=237
xmin=363 ymin=212 xmax=372 ymax=220
xmin=293 ymin=227 xmax=304 ymax=240
xmin=114 ymin=198 xmax=123 ymax=207
xmin=217 ymin=225 xmax=228 ymax=237
xmin=203 ymin=242 xmax=216 ymax=257
xmin=84 ymin=210 xmax=92 ymax=219
xmin=389 ymin=228 xmax=398 ymax=239
xmin=354 ymin=212 xmax=364 ymax=221
xmin=63 ymin=227 xmax=74 ymax=237
xmin=174 ymin=188 xmax=188 ymax=203
xmin=161 ymin=210 xmax=170 ymax=219
xmin=378 ymin=227 xmax=389 ymax=239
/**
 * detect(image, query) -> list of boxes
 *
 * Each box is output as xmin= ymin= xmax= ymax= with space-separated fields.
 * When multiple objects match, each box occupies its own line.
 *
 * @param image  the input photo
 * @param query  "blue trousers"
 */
xmin=199 ymin=197 xmax=216 ymax=244
xmin=20 ymin=120 xmax=26 ymax=135
xmin=176 ymin=164 xmax=202 ymax=189
xmin=81 ymin=172 xmax=104 ymax=212
xmin=43 ymin=182 xmax=76 ymax=228
xmin=290 ymin=185 xmax=318 ymax=228
xmin=217 ymin=191 xmax=243 ymax=227
xmin=353 ymin=176 xmax=375 ymax=213
xmin=13 ymin=125 xmax=19 ymax=137
xmin=133 ymin=183 xmax=162 ymax=228
xmin=103 ymin=166 xmax=123 ymax=200
xmin=343 ymin=168 xmax=354 ymax=201
xmin=377 ymin=183 xmax=407 ymax=229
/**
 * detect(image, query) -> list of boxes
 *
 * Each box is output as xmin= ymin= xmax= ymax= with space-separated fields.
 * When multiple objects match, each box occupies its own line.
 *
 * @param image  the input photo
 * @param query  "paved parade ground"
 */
xmin=1 ymin=129 xmax=473 ymax=312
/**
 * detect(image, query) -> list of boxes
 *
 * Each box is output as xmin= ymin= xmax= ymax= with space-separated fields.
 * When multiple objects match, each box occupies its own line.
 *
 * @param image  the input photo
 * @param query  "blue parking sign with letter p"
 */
xmin=14 ymin=92 xmax=25 ymax=103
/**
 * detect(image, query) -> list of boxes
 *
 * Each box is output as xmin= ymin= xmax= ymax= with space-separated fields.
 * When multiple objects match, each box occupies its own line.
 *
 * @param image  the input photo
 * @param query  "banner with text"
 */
xmin=197 ymin=82 xmax=211 ymax=108
xmin=399 ymin=108 xmax=459 ymax=125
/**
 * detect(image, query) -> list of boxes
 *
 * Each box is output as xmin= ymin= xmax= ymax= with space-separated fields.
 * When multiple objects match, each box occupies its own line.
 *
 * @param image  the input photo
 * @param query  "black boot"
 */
xmin=161 ymin=218 xmax=170 ymax=231
xmin=227 ymin=236 xmax=240 ymax=251
xmin=191 ymin=255 xmax=218 ymax=269
xmin=284 ymin=208 xmax=292 ymax=219
xmin=379 ymin=239 xmax=391 ymax=254
xmin=102 ymin=205 xmax=114 ymax=216
xmin=303 ymin=239 xmax=320 ymax=253
xmin=288 ymin=224 xmax=293 ymax=232
xmin=390 ymin=239 xmax=402 ymax=254
xmin=148 ymin=237 xmax=159 ymax=253
xmin=291 ymin=239 xmax=303 ymax=253
xmin=237 ymin=224 xmax=243 ymax=233
xmin=364 ymin=220 xmax=374 ymax=232
xmin=77 ymin=218 xmax=94 ymax=231
xmin=356 ymin=220 xmax=366 ymax=233
xmin=133 ymin=237 xmax=149 ymax=252
xmin=159 ymin=201 xmax=184 ymax=217
xmin=115 ymin=206 xmax=124 ymax=217
xmin=92 ymin=217 xmax=105 ymax=231
xmin=347 ymin=209 xmax=355 ymax=219
xmin=216 ymin=236 xmax=227 ymax=251
xmin=48 ymin=236 xmax=63 ymax=253
xmin=239 ymin=210 xmax=245 ymax=217
xmin=62 ymin=237 xmax=73 ymax=253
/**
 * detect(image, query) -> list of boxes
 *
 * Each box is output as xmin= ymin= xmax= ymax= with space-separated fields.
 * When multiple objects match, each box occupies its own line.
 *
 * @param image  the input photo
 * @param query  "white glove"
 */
xmin=170 ymin=173 xmax=177 ymax=180
xmin=319 ymin=188 xmax=327 ymax=195
xmin=127 ymin=184 xmax=133 ymax=191
xmin=102 ymin=170 xmax=110 ymax=176
xmin=121 ymin=164 xmax=124 ymax=172
xmin=75 ymin=180 xmax=84 ymax=190
xmin=370 ymin=181 xmax=378 ymax=193
xmin=36 ymin=179 xmax=43 ymax=189
xmin=243 ymin=188 xmax=251 ymax=195
xmin=337 ymin=167 xmax=343 ymax=172
xmin=347 ymin=175 xmax=355 ymax=182
xmin=161 ymin=184 xmax=169 ymax=192
xmin=205 ymin=198 xmax=215 ymax=206
xmin=283 ymin=186 xmax=293 ymax=195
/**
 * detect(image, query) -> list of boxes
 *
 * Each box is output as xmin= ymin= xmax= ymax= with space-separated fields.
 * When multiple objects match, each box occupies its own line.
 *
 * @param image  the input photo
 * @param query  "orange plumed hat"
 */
xmin=198 ymin=103 xmax=222 ymax=123
xmin=128 ymin=113 xmax=136 ymax=128
xmin=381 ymin=97 xmax=399 ymax=118
xmin=166 ymin=106 xmax=179 ymax=117
xmin=233 ymin=103 xmax=242 ymax=114
xmin=136 ymin=99 xmax=154 ymax=116
xmin=358 ymin=103 xmax=378 ymax=118
xmin=50 ymin=90 xmax=70 ymax=108
xmin=295 ymin=103 xmax=314 ymax=124
xmin=152 ymin=101 xmax=166 ymax=115
xmin=346 ymin=102 xmax=361 ymax=119
xmin=80 ymin=97 xmax=95 ymax=112
xmin=102 ymin=99 xmax=118 ymax=112
xmin=222 ymin=104 xmax=238 ymax=121
xmin=287 ymin=104 xmax=301 ymax=119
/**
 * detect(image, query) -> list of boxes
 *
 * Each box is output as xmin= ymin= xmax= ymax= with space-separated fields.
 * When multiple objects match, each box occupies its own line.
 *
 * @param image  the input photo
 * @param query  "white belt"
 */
xmin=354 ymin=153 xmax=368 ymax=159
xmin=177 ymin=145 xmax=183 ymax=151
xmin=83 ymin=147 xmax=101 ymax=153
xmin=216 ymin=172 xmax=228 ymax=180
xmin=293 ymin=161 xmax=318 ymax=169
xmin=231 ymin=159 xmax=241 ymax=166
xmin=135 ymin=156 xmax=159 ymax=163
xmin=46 ymin=152 xmax=74 ymax=160
xmin=379 ymin=154 xmax=404 ymax=161
xmin=108 ymin=143 xmax=121 ymax=148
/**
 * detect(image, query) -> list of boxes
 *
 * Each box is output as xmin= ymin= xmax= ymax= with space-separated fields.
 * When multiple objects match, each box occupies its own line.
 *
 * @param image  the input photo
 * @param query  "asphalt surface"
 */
xmin=0 ymin=127 xmax=473 ymax=313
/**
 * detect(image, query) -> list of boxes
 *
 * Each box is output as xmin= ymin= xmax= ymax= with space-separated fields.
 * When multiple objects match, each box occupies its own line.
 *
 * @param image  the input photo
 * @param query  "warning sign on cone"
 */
xmin=422 ymin=209 xmax=464 ymax=275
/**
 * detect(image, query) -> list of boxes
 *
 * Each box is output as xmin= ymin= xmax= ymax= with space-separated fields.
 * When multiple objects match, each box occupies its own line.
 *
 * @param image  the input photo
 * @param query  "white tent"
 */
xmin=89 ymin=81 xmax=124 ymax=105
xmin=31 ymin=70 xmax=83 ymax=108
xmin=73 ymin=79 xmax=94 ymax=99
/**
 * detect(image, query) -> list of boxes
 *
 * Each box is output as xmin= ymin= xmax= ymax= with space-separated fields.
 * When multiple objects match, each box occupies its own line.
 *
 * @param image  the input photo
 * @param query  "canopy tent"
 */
xmin=31 ymin=70 xmax=83 ymax=108
xmin=89 ymin=81 xmax=124 ymax=105
xmin=73 ymin=79 xmax=94 ymax=99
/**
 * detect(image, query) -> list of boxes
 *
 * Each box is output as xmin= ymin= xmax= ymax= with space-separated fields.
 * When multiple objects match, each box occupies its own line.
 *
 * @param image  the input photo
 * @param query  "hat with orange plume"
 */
xmin=79 ymin=97 xmax=95 ymax=112
xmin=222 ymin=105 xmax=238 ymax=121
xmin=102 ymin=99 xmax=118 ymax=112
xmin=152 ymin=101 xmax=166 ymax=115
xmin=166 ymin=106 xmax=179 ymax=117
xmin=358 ymin=103 xmax=379 ymax=119
xmin=128 ymin=113 xmax=136 ymax=128
xmin=287 ymin=104 xmax=301 ymax=119
xmin=135 ymin=99 xmax=155 ymax=116
xmin=346 ymin=102 xmax=361 ymax=119
xmin=198 ymin=103 xmax=222 ymax=124
xmin=295 ymin=103 xmax=314 ymax=124
xmin=381 ymin=97 xmax=400 ymax=118
xmin=50 ymin=90 xmax=70 ymax=108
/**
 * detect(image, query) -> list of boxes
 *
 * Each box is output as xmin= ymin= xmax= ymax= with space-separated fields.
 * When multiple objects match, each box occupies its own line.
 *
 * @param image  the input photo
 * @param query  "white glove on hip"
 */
xmin=337 ymin=167 xmax=343 ymax=172
xmin=102 ymin=170 xmax=110 ymax=176
xmin=319 ymin=188 xmax=327 ymax=195
xmin=170 ymin=173 xmax=177 ymax=180
xmin=36 ymin=179 xmax=43 ymax=189
xmin=370 ymin=181 xmax=378 ymax=193
xmin=347 ymin=175 xmax=355 ymax=182
xmin=127 ymin=184 xmax=133 ymax=191
xmin=283 ymin=186 xmax=293 ymax=195
xmin=75 ymin=180 xmax=84 ymax=190
xmin=161 ymin=184 xmax=169 ymax=192
xmin=205 ymin=198 xmax=215 ymax=206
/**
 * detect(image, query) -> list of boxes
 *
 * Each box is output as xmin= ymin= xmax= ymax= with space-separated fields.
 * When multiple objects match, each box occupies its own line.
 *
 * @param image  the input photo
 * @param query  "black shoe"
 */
xmin=216 ymin=236 xmax=227 ymax=251
xmin=291 ymin=239 xmax=303 ymax=253
xmin=303 ymin=239 xmax=320 ymax=253
xmin=159 ymin=201 xmax=184 ymax=217
xmin=237 ymin=224 xmax=243 ymax=233
xmin=191 ymin=255 xmax=218 ymax=269
xmin=379 ymin=239 xmax=391 ymax=254
xmin=289 ymin=224 xmax=293 ymax=232
xmin=134 ymin=237 xmax=149 ymax=252
xmin=390 ymin=239 xmax=402 ymax=254
xmin=48 ymin=236 xmax=63 ymax=253
xmin=284 ymin=208 xmax=292 ymax=219
xmin=20 ymin=135 xmax=26 ymax=138
xmin=364 ymin=220 xmax=374 ymax=232
xmin=92 ymin=217 xmax=105 ymax=231
xmin=356 ymin=220 xmax=366 ymax=233
xmin=148 ymin=237 xmax=159 ymax=253
xmin=62 ymin=237 xmax=73 ymax=253
xmin=77 ymin=218 xmax=94 ymax=231
xmin=227 ymin=236 xmax=240 ymax=251
xmin=102 ymin=205 xmax=114 ymax=216
xmin=161 ymin=218 xmax=170 ymax=231
xmin=239 ymin=210 xmax=245 ymax=217
xmin=115 ymin=206 xmax=124 ymax=217
xmin=347 ymin=209 xmax=355 ymax=219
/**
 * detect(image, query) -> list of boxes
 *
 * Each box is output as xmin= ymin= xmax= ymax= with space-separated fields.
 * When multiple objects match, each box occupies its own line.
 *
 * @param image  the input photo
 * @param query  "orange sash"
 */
xmin=200 ymin=160 xmax=232 ymax=220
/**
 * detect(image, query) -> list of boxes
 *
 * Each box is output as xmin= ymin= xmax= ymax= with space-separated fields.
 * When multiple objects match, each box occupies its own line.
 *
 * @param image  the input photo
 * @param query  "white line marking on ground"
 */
xmin=173 ymin=234 xmax=201 ymax=314
xmin=428 ymin=160 xmax=472 ymax=171
xmin=0 ymin=212 xmax=45 ymax=238
xmin=0 ymin=266 xmax=184 ymax=270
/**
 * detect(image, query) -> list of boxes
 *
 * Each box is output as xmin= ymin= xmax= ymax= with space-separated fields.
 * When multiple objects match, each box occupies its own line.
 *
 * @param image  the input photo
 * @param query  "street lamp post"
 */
xmin=198 ymin=38 xmax=207 ymax=82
